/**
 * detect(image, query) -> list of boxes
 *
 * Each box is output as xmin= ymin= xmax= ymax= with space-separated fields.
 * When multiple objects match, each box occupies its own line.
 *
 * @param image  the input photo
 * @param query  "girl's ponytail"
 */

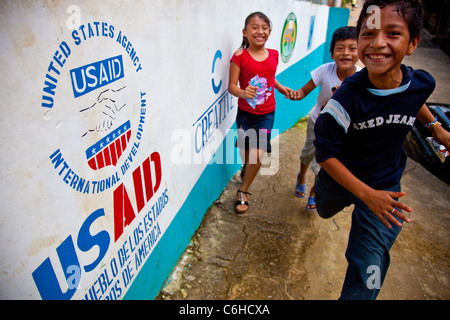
xmin=240 ymin=36 xmax=250 ymax=49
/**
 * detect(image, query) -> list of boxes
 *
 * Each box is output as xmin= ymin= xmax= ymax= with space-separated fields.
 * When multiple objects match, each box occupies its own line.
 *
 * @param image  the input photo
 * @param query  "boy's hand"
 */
xmin=430 ymin=124 xmax=450 ymax=151
xmin=361 ymin=189 xmax=412 ymax=229
xmin=418 ymin=104 xmax=450 ymax=151
xmin=243 ymin=85 xmax=256 ymax=99
xmin=289 ymin=89 xmax=306 ymax=100
xmin=319 ymin=157 xmax=411 ymax=229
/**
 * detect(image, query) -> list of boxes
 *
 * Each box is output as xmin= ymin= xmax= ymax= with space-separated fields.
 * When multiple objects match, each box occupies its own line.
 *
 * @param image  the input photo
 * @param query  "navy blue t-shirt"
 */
xmin=314 ymin=65 xmax=435 ymax=189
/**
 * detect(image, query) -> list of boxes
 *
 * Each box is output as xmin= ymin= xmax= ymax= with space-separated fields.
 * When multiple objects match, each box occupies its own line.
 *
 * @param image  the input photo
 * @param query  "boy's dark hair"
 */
xmin=356 ymin=0 xmax=423 ymax=42
xmin=240 ymin=12 xmax=272 ymax=49
xmin=330 ymin=26 xmax=358 ymax=54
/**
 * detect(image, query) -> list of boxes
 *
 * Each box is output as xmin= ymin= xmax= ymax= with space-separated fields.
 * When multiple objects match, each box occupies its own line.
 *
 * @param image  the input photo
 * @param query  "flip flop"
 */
xmin=305 ymin=196 xmax=317 ymax=212
xmin=295 ymin=173 xmax=307 ymax=198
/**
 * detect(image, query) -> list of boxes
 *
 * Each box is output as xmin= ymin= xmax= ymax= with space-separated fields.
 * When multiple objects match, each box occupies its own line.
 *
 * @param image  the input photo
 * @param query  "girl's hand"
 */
xmin=284 ymin=86 xmax=294 ymax=99
xmin=277 ymin=85 xmax=293 ymax=99
xmin=360 ymin=189 xmax=412 ymax=229
xmin=244 ymin=85 xmax=257 ymax=99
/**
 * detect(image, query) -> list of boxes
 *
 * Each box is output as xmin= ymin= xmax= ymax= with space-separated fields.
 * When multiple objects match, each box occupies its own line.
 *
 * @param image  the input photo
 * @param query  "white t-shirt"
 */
xmin=310 ymin=62 xmax=362 ymax=123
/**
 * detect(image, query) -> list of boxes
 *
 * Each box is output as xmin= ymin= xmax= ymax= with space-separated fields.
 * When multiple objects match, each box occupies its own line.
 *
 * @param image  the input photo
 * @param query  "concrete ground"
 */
xmin=156 ymin=2 xmax=450 ymax=300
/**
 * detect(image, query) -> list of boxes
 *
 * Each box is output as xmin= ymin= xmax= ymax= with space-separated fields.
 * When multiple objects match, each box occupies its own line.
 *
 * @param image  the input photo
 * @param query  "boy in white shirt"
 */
xmin=291 ymin=26 xmax=361 ymax=211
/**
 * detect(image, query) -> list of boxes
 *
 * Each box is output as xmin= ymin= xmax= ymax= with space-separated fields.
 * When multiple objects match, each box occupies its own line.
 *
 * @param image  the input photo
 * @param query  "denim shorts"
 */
xmin=235 ymin=108 xmax=275 ymax=153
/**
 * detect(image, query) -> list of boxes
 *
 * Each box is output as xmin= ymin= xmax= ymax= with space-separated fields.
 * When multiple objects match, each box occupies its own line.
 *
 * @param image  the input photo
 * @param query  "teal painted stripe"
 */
xmin=323 ymin=7 xmax=350 ymax=64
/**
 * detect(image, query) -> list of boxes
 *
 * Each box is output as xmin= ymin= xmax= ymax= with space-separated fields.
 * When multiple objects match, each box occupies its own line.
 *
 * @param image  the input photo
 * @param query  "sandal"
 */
xmin=235 ymin=190 xmax=251 ymax=214
xmin=305 ymin=196 xmax=317 ymax=212
xmin=295 ymin=173 xmax=307 ymax=198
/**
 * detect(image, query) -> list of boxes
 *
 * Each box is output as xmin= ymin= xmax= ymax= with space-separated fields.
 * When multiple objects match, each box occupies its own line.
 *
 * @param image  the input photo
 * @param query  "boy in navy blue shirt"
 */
xmin=314 ymin=0 xmax=450 ymax=299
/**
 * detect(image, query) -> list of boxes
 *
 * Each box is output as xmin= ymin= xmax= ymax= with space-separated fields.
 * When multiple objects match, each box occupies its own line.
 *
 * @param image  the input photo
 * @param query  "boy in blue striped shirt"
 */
xmin=314 ymin=0 xmax=450 ymax=299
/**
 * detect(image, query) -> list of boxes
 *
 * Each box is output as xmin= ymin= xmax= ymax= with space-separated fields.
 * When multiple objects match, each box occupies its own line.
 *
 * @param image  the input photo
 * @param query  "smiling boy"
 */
xmin=290 ymin=27 xmax=361 ymax=212
xmin=313 ymin=0 xmax=450 ymax=299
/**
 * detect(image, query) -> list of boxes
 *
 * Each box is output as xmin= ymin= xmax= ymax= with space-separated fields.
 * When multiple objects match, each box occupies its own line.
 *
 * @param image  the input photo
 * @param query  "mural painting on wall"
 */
xmin=170 ymin=48 xmax=237 ymax=166
xmin=34 ymin=20 xmax=169 ymax=300
xmin=193 ymin=50 xmax=235 ymax=159
xmin=280 ymin=12 xmax=297 ymax=63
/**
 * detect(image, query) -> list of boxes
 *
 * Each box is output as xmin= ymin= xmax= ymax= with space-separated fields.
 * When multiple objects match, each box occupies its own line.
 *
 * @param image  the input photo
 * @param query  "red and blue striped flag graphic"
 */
xmin=85 ymin=120 xmax=131 ymax=170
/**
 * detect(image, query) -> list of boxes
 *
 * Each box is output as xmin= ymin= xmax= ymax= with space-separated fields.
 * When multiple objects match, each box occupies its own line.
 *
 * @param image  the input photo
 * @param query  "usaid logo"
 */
xmin=70 ymin=55 xmax=124 ymax=98
xmin=33 ymin=16 xmax=171 ymax=300
xmin=42 ymin=21 xmax=147 ymax=195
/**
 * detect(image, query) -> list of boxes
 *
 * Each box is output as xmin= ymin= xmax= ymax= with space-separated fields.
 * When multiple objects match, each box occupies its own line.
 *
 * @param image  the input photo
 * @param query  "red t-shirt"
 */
xmin=230 ymin=49 xmax=278 ymax=115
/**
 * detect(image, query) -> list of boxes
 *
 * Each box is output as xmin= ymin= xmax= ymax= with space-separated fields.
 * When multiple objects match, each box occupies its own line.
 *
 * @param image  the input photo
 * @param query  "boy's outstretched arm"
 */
xmin=319 ymin=157 xmax=412 ymax=229
xmin=289 ymin=79 xmax=316 ymax=100
xmin=417 ymin=104 xmax=450 ymax=150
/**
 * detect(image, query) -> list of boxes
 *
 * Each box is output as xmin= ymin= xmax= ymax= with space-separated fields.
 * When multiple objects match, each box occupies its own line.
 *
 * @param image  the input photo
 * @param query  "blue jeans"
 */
xmin=315 ymin=175 xmax=403 ymax=300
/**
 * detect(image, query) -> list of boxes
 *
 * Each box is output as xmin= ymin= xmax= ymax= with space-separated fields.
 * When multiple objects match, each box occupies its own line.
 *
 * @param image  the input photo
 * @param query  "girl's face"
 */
xmin=243 ymin=16 xmax=271 ymax=48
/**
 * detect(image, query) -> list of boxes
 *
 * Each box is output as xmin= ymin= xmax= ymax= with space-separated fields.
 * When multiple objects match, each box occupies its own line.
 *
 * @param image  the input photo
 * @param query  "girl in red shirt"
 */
xmin=229 ymin=12 xmax=293 ymax=214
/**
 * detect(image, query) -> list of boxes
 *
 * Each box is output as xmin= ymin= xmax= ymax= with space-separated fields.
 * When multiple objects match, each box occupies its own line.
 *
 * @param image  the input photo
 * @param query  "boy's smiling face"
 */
xmin=358 ymin=5 xmax=420 ymax=88
xmin=332 ymin=39 xmax=359 ymax=73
